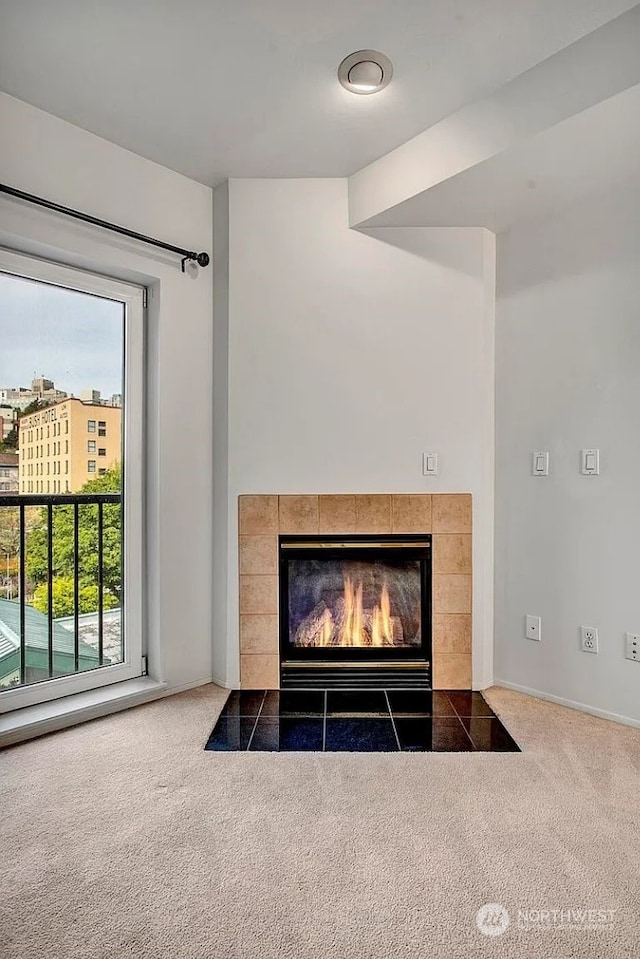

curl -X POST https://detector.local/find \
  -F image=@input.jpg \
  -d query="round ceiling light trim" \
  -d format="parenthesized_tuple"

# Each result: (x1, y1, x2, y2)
(338, 50, 393, 95)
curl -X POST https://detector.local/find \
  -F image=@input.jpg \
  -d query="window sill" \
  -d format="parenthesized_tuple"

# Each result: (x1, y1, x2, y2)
(0, 676, 167, 748)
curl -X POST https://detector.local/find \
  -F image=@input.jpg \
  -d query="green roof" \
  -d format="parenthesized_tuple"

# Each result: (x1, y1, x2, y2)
(0, 598, 104, 681)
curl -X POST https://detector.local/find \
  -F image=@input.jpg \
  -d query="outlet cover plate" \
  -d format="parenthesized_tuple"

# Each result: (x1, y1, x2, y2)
(525, 614, 541, 641)
(625, 633, 640, 662)
(580, 626, 599, 653)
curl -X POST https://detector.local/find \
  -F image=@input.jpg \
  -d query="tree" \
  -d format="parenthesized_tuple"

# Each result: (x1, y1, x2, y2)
(0, 424, 18, 452)
(20, 398, 50, 417)
(26, 465, 122, 615)
(32, 577, 119, 617)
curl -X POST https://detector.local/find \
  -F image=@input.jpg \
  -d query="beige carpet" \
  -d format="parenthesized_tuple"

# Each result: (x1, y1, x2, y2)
(1, 685, 639, 959)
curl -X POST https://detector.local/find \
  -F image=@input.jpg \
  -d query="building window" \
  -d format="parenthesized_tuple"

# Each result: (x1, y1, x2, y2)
(98, 469, 106, 476)
(65, 421, 69, 434)
(98, 448, 106, 457)
(65, 461, 69, 474)
(88, 460, 96, 473)
(98, 424, 107, 437)
(88, 440, 96, 453)
(65, 440, 69, 454)
(88, 420, 96, 433)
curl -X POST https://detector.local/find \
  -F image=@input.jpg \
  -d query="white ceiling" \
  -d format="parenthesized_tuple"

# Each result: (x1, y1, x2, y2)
(0, 0, 637, 186)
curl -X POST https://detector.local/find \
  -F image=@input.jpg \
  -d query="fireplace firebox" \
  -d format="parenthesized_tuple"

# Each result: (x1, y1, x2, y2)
(279, 534, 431, 688)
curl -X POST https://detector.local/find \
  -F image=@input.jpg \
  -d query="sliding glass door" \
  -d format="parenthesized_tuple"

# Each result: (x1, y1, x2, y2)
(0, 250, 144, 711)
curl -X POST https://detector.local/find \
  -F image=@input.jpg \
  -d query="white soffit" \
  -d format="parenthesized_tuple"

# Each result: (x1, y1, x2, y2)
(348, 6, 640, 230)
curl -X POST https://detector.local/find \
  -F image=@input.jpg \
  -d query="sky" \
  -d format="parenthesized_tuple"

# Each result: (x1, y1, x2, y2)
(0, 272, 123, 399)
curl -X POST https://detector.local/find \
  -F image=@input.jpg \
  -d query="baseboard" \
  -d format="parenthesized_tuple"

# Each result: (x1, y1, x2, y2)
(494, 679, 640, 730)
(161, 676, 217, 696)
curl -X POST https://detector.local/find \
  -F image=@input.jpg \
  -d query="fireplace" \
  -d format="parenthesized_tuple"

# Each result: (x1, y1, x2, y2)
(279, 534, 431, 688)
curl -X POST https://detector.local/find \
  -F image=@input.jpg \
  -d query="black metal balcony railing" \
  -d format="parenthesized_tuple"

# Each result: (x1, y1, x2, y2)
(0, 493, 121, 688)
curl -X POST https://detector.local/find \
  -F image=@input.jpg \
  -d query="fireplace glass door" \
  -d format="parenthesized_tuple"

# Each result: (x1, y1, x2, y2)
(279, 535, 431, 664)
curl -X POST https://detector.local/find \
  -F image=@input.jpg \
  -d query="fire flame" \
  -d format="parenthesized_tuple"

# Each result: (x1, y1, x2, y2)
(335, 576, 394, 647)
(293, 573, 406, 648)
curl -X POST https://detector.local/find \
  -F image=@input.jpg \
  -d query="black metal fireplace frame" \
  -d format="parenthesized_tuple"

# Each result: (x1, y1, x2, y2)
(279, 533, 432, 667)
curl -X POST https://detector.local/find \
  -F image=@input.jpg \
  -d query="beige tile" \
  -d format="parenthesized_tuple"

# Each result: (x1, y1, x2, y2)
(278, 495, 319, 534)
(432, 494, 472, 533)
(239, 495, 279, 534)
(432, 614, 472, 654)
(355, 495, 392, 533)
(433, 574, 472, 614)
(240, 614, 279, 655)
(432, 653, 472, 690)
(392, 495, 432, 533)
(239, 575, 278, 615)
(433, 534, 472, 573)
(239, 535, 278, 575)
(318, 495, 356, 534)
(241, 654, 279, 690)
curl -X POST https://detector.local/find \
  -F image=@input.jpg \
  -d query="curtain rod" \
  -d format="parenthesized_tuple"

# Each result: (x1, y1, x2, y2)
(0, 182, 210, 273)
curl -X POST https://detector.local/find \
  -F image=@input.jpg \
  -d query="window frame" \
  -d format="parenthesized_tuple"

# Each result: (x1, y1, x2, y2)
(0, 248, 145, 713)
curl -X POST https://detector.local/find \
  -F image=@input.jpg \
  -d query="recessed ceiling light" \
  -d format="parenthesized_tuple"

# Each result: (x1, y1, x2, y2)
(338, 50, 393, 95)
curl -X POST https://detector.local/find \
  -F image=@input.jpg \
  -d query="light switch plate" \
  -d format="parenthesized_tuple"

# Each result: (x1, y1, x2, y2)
(422, 452, 438, 476)
(581, 449, 600, 475)
(532, 451, 549, 476)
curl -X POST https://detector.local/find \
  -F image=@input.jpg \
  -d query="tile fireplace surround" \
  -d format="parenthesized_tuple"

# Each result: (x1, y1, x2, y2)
(238, 494, 472, 690)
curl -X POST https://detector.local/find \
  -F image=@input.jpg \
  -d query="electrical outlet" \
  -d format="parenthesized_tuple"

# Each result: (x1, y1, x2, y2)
(580, 627, 599, 654)
(625, 633, 640, 662)
(525, 615, 541, 641)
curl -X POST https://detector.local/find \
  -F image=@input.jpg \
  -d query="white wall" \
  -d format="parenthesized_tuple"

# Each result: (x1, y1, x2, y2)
(0, 92, 214, 693)
(216, 178, 495, 687)
(495, 185, 640, 725)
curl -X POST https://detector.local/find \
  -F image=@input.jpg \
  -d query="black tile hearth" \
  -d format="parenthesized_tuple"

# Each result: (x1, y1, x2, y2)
(204, 716, 256, 751)
(325, 719, 398, 752)
(204, 689, 521, 753)
(386, 690, 457, 717)
(218, 690, 266, 718)
(326, 690, 389, 717)
(250, 718, 324, 752)
(445, 691, 495, 718)
(261, 690, 325, 717)
(461, 717, 520, 752)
